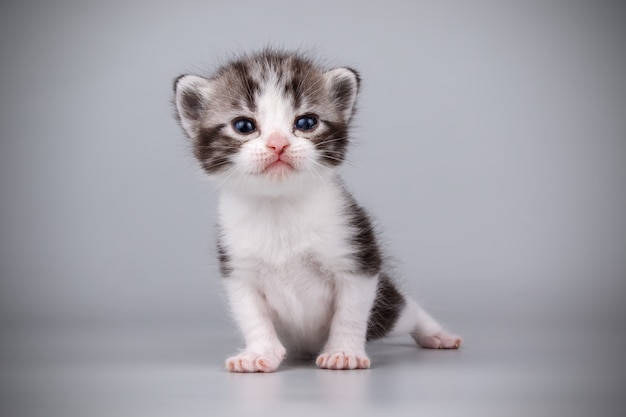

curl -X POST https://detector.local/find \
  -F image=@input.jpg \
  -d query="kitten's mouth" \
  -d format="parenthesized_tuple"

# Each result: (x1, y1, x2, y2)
(262, 158, 294, 176)
(263, 155, 295, 177)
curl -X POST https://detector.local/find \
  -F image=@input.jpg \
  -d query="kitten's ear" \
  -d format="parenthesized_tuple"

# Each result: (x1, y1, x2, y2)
(173, 74, 213, 138)
(325, 67, 360, 121)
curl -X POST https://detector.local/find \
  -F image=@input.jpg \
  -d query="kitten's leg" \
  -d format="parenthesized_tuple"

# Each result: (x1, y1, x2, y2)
(316, 274, 378, 370)
(392, 297, 463, 349)
(223, 279, 286, 373)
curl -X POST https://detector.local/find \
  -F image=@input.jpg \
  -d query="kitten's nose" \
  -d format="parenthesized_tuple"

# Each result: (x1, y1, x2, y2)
(266, 133, 290, 156)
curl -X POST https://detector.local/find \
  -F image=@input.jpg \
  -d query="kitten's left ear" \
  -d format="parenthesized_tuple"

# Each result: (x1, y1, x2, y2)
(325, 67, 360, 121)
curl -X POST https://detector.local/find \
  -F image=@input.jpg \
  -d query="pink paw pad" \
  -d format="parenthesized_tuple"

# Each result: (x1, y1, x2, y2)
(225, 349, 286, 373)
(316, 351, 371, 370)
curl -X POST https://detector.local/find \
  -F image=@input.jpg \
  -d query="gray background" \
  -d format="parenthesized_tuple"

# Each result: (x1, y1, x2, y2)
(1, 0, 625, 416)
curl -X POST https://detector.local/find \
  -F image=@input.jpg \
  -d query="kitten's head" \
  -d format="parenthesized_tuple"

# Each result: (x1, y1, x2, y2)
(173, 50, 360, 195)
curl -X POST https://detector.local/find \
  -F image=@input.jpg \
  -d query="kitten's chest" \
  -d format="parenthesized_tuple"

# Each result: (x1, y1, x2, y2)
(219, 189, 349, 266)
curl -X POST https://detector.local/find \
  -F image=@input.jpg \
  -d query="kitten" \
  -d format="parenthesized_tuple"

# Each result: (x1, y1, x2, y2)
(173, 50, 462, 372)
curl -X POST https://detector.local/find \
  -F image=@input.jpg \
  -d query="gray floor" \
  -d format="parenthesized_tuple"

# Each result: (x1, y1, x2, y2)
(2, 315, 622, 417)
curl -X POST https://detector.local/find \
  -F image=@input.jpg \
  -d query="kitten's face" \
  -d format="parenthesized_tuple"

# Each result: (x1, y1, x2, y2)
(174, 52, 359, 194)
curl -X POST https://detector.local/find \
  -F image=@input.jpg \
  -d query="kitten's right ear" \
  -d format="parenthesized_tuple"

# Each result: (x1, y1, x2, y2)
(173, 74, 213, 138)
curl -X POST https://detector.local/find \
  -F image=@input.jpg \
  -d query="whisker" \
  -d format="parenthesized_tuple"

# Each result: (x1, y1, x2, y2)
(232, 165, 250, 190)
(214, 166, 239, 190)
(308, 158, 329, 184)
(195, 144, 242, 150)
(201, 159, 234, 170)
(312, 145, 349, 155)
(315, 136, 350, 143)
(320, 154, 345, 162)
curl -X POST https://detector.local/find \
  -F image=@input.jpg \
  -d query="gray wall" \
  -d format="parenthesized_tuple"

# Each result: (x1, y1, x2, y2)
(1, 0, 625, 332)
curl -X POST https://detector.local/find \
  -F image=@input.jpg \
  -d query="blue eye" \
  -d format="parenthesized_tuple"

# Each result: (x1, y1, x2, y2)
(295, 115, 318, 131)
(233, 118, 256, 134)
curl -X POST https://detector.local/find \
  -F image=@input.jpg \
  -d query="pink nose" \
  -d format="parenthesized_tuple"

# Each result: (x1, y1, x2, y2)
(266, 133, 290, 155)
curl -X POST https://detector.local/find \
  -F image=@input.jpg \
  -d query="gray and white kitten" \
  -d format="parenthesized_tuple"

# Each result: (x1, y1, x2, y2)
(174, 50, 462, 372)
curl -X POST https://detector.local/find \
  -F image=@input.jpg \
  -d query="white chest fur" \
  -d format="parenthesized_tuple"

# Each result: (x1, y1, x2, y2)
(218, 179, 352, 269)
(218, 179, 354, 352)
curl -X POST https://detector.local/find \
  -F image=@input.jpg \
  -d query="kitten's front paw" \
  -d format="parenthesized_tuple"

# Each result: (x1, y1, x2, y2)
(225, 347, 286, 373)
(316, 351, 371, 370)
(414, 331, 463, 349)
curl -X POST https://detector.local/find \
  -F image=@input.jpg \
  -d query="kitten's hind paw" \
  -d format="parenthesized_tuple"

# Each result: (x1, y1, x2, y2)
(225, 348, 286, 373)
(316, 351, 371, 370)
(413, 331, 463, 349)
